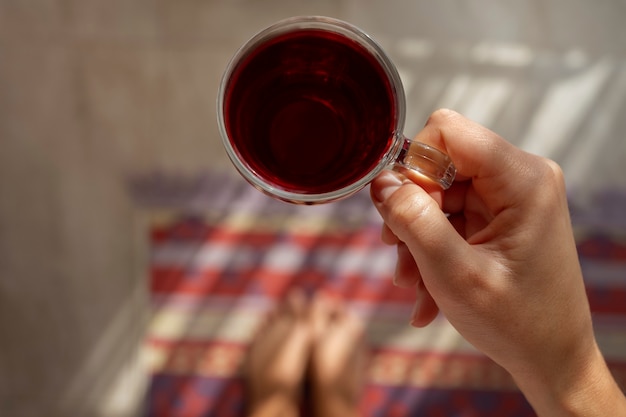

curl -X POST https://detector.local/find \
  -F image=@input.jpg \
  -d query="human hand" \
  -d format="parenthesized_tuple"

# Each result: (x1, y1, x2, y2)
(370, 109, 626, 416)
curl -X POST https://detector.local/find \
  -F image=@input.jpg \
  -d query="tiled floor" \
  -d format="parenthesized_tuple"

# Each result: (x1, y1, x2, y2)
(0, 1, 625, 416)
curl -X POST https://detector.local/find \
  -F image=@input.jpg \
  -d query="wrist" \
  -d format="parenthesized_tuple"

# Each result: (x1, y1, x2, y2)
(513, 343, 626, 417)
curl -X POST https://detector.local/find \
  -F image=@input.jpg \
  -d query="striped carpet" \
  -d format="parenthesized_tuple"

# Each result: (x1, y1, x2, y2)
(136, 171, 626, 417)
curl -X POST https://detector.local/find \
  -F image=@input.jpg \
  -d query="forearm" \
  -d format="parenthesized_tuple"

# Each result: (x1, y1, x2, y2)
(513, 343, 626, 417)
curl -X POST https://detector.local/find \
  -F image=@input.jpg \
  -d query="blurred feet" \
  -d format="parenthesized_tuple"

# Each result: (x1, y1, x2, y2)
(245, 290, 366, 417)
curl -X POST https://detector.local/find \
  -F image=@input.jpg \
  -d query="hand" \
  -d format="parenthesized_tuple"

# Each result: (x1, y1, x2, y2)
(370, 109, 626, 416)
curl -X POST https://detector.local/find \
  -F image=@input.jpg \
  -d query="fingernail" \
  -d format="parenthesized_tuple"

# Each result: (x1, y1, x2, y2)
(409, 290, 424, 327)
(372, 171, 404, 202)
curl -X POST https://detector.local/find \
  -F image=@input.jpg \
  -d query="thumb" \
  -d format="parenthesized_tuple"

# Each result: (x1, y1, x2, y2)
(371, 170, 473, 291)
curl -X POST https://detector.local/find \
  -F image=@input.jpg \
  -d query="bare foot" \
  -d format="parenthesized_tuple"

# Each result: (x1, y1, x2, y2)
(309, 293, 367, 417)
(244, 289, 312, 417)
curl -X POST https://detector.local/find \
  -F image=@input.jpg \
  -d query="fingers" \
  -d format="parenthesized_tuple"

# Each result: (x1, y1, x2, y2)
(394, 242, 421, 288)
(415, 109, 518, 180)
(371, 170, 471, 283)
(370, 109, 554, 292)
(381, 223, 400, 245)
(416, 109, 544, 214)
(411, 286, 439, 328)
(391, 239, 440, 327)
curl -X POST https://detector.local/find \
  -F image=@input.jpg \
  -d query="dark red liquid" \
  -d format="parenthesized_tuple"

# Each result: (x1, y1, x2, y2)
(223, 29, 396, 195)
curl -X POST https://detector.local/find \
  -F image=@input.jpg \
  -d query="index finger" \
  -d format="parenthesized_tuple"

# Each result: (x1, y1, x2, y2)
(414, 109, 542, 213)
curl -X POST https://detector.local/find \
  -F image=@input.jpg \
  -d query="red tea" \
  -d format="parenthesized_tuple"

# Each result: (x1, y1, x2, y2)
(223, 29, 397, 195)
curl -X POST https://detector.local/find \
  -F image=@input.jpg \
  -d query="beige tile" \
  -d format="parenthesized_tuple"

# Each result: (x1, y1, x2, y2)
(67, 0, 159, 40)
(79, 44, 163, 172)
(0, 38, 148, 417)
(78, 41, 238, 173)
(0, 0, 68, 40)
(0, 40, 85, 415)
(156, 44, 233, 171)
(156, 0, 350, 43)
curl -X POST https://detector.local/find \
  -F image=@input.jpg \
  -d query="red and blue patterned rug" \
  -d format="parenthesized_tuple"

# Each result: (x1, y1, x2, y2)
(133, 171, 626, 417)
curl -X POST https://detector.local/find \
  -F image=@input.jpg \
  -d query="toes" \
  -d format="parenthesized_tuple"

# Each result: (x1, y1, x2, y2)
(245, 288, 314, 408)
(310, 292, 333, 335)
(339, 308, 365, 339)
(282, 288, 309, 320)
(251, 290, 303, 345)
(310, 292, 365, 339)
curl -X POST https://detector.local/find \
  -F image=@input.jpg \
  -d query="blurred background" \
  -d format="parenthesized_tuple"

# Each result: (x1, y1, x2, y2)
(1, 1, 625, 416)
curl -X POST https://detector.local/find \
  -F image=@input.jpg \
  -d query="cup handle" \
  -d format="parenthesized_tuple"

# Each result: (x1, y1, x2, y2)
(394, 136, 456, 189)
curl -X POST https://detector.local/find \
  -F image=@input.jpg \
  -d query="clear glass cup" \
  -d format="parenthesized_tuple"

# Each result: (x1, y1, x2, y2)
(217, 16, 456, 204)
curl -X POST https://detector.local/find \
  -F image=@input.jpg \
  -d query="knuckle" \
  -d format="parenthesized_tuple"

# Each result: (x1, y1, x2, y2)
(516, 156, 569, 229)
(545, 158, 566, 187)
(520, 155, 566, 197)
(537, 157, 567, 197)
(384, 186, 436, 237)
(427, 108, 458, 126)
(387, 189, 421, 222)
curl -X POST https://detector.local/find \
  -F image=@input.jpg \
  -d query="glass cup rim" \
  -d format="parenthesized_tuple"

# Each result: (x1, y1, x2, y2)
(216, 15, 407, 204)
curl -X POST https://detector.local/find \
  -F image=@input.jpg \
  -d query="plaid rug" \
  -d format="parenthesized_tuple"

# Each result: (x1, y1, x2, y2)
(135, 171, 626, 417)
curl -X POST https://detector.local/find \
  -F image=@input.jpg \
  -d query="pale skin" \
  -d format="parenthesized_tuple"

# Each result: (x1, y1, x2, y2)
(244, 290, 364, 417)
(245, 109, 626, 416)
(370, 109, 626, 416)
